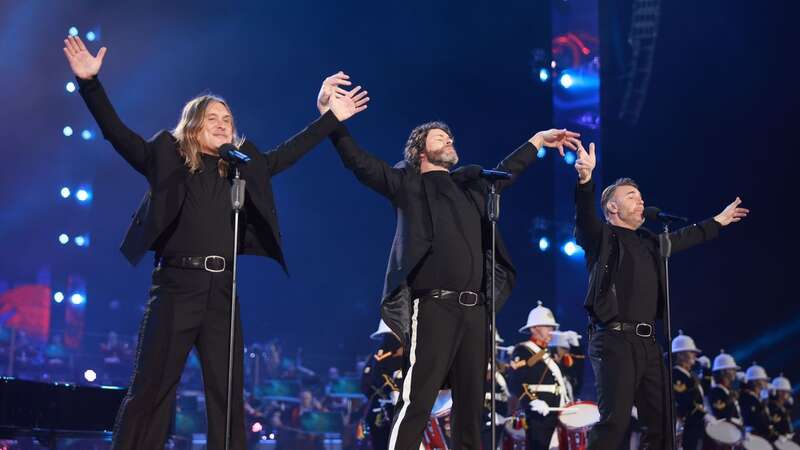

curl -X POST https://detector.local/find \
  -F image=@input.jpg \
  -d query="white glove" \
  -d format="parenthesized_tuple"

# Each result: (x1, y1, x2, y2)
(736, 371, 746, 382)
(390, 390, 400, 405)
(731, 417, 743, 426)
(703, 413, 717, 424)
(564, 331, 582, 347)
(697, 356, 711, 369)
(485, 412, 507, 427)
(530, 399, 550, 416)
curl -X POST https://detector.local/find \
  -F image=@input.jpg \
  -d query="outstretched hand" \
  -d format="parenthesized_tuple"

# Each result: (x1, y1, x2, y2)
(317, 71, 352, 115)
(63, 36, 106, 80)
(574, 141, 596, 184)
(713, 197, 749, 226)
(530, 129, 581, 157)
(329, 85, 370, 122)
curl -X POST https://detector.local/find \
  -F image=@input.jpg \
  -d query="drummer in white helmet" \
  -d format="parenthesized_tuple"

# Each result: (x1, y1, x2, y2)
(709, 350, 743, 423)
(670, 331, 707, 450)
(507, 301, 569, 450)
(360, 320, 404, 450)
(768, 374, 795, 439)
(739, 362, 778, 441)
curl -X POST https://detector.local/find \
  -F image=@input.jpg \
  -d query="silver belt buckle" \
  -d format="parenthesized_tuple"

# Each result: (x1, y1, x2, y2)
(635, 323, 653, 337)
(458, 291, 479, 307)
(204, 255, 225, 273)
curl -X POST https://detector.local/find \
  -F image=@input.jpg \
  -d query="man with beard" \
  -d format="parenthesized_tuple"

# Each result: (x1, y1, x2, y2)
(317, 83, 580, 450)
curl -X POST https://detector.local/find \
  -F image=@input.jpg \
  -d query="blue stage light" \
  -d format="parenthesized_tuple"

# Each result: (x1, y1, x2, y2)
(75, 188, 91, 203)
(68, 27, 79, 37)
(84, 369, 97, 382)
(86, 31, 97, 42)
(60, 187, 71, 198)
(537, 148, 546, 158)
(562, 240, 584, 257)
(66, 81, 76, 93)
(63, 126, 73, 137)
(54, 292, 65, 303)
(58, 234, 70, 245)
(538, 237, 550, 252)
(70, 293, 86, 305)
(539, 68, 549, 83)
(559, 73, 574, 89)
(81, 129, 93, 140)
(564, 151, 576, 165)
(74, 235, 86, 247)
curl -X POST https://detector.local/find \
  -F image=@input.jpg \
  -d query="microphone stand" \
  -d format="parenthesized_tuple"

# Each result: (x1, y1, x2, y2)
(488, 180, 500, 449)
(225, 163, 246, 450)
(658, 222, 677, 450)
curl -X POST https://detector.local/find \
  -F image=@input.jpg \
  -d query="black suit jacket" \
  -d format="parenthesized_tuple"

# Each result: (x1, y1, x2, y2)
(330, 124, 541, 345)
(77, 76, 339, 270)
(574, 179, 721, 323)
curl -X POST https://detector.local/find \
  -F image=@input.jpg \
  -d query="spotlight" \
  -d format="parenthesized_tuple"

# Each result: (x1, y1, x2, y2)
(537, 148, 546, 159)
(58, 234, 70, 245)
(559, 73, 574, 89)
(251, 422, 263, 433)
(75, 188, 92, 203)
(54, 292, 65, 303)
(538, 237, 550, 252)
(85, 31, 97, 42)
(68, 27, 79, 37)
(66, 81, 76, 93)
(60, 187, 71, 198)
(70, 293, 86, 305)
(562, 240, 584, 257)
(74, 235, 89, 247)
(81, 129, 94, 140)
(63, 126, 73, 137)
(84, 369, 97, 382)
(564, 152, 576, 165)
(539, 68, 549, 83)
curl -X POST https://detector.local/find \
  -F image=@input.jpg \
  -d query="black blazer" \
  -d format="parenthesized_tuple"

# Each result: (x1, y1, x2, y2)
(330, 124, 542, 345)
(573, 179, 721, 323)
(77, 76, 340, 271)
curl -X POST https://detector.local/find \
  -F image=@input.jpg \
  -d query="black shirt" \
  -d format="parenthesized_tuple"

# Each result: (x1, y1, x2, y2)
(160, 153, 235, 257)
(611, 225, 660, 323)
(409, 171, 483, 292)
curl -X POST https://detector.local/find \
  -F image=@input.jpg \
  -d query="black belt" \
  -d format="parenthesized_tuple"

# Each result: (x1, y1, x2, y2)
(413, 289, 485, 307)
(157, 255, 230, 272)
(592, 321, 654, 338)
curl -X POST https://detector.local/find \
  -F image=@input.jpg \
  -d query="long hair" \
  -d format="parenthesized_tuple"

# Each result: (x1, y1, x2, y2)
(403, 121, 453, 172)
(172, 94, 244, 177)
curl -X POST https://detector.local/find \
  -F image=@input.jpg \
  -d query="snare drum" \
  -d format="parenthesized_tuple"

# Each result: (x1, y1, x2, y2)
(774, 437, 800, 450)
(742, 433, 775, 450)
(703, 419, 744, 450)
(557, 402, 601, 450)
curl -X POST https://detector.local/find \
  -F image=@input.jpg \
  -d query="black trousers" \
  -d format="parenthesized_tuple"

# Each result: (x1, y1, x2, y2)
(681, 418, 704, 450)
(111, 266, 246, 450)
(525, 412, 558, 450)
(587, 329, 668, 450)
(387, 296, 487, 450)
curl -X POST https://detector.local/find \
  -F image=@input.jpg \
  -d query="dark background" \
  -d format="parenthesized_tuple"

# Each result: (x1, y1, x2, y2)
(0, 0, 795, 382)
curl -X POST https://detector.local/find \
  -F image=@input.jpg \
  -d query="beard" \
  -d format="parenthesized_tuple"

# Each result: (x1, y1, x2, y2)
(425, 147, 459, 169)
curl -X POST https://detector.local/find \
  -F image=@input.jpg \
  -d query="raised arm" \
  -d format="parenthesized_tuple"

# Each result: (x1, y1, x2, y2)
(573, 141, 604, 256)
(262, 72, 370, 176)
(494, 128, 581, 192)
(317, 77, 403, 200)
(668, 197, 748, 254)
(64, 36, 151, 176)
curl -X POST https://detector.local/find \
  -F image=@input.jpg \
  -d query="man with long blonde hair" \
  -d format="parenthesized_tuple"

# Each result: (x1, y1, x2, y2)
(63, 35, 368, 450)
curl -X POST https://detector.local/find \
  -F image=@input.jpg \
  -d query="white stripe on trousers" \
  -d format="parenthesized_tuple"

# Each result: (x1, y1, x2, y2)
(388, 298, 420, 450)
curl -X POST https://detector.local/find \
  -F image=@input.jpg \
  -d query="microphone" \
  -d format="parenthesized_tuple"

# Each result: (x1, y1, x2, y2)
(218, 143, 251, 165)
(644, 206, 688, 223)
(480, 169, 512, 181)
